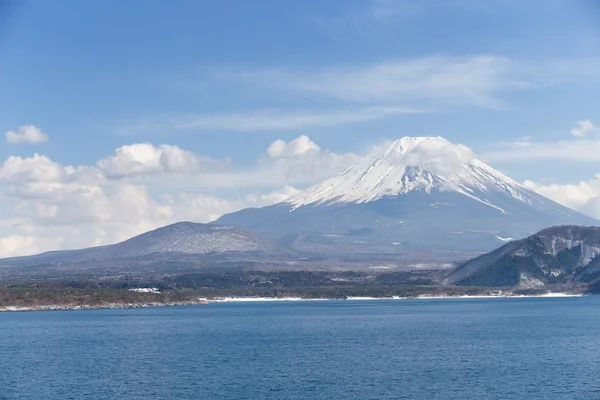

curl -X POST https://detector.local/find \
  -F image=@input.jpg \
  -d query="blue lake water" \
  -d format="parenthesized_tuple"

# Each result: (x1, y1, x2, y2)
(2, 297, 600, 399)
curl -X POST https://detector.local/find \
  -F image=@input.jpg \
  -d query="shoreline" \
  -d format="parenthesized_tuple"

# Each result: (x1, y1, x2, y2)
(0, 293, 587, 312)
(204, 292, 584, 303)
(0, 300, 210, 313)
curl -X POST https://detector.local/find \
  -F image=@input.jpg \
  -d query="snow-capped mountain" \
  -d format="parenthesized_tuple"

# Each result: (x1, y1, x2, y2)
(446, 225, 600, 287)
(215, 137, 597, 261)
(0, 222, 290, 266)
(287, 137, 566, 214)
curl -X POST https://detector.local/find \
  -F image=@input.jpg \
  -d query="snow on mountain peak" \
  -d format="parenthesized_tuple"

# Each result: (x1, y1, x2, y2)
(385, 135, 448, 152)
(285, 136, 537, 210)
(383, 136, 474, 177)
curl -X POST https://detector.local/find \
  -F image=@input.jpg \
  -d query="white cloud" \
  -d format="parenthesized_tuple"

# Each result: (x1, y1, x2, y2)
(403, 138, 475, 177)
(211, 56, 600, 110)
(570, 120, 596, 137)
(364, 137, 475, 177)
(261, 136, 359, 183)
(0, 217, 37, 234)
(267, 135, 321, 159)
(173, 192, 249, 223)
(97, 143, 226, 178)
(5, 125, 49, 144)
(0, 154, 65, 183)
(226, 56, 513, 109)
(0, 235, 64, 258)
(508, 136, 533, 148)
(70, 135, 359, 192)
(484, 121, 600, 162)
(0, 183, 305, 258)
(126, 106, 425, 134)
(0, 135, 359, 257)
(524, 177, 600, 220)
(0, 154, 104, 205)
(254, 185, 302, 206)
(0, 180, 251, 256)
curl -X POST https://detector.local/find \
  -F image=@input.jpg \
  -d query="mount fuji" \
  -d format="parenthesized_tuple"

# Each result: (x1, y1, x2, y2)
(215, 137, 598, 262)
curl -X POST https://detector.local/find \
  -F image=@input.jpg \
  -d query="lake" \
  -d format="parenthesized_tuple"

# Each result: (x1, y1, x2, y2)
(2, 297, 600, 399)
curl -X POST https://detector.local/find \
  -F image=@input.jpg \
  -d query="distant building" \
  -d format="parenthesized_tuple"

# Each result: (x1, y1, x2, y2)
(129, 288, 160, 294)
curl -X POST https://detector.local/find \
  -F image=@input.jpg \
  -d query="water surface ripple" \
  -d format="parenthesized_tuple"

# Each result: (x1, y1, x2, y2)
(2, 297, 600, 399)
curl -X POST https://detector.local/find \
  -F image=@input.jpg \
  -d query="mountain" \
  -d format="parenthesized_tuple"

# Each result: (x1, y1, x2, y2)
(0, 222, 291, 266)
(215, 137, 597, 261)
(446, 226, 600, 287)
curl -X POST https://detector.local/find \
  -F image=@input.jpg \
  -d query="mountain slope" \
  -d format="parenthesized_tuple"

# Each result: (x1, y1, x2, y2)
(0, 222, 291, 266)
(215, 137, 597, 260)
(288, 137, 538, 210)
(446, 226, 600, 287)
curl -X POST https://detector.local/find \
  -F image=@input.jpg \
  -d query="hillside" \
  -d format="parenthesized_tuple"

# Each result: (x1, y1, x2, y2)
(0, 222, 291, 266)
(446, 226, 600, 287)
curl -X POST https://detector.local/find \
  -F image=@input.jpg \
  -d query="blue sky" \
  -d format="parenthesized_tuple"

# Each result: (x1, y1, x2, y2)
(1, 0, 600, 256)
